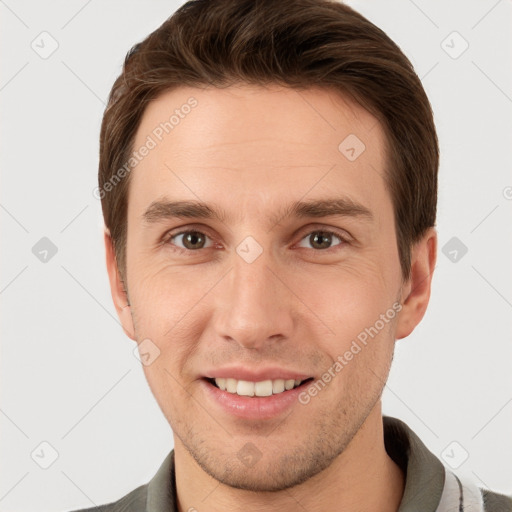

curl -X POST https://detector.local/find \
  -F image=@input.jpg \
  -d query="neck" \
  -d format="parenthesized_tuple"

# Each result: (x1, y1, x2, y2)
(174, 404, 405, 512)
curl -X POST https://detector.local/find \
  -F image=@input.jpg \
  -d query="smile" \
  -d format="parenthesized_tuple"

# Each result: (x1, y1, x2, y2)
(209, 377, 313, 397)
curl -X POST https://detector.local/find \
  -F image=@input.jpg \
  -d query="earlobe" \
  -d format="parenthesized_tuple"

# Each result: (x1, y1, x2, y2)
(395, 227, 437, 340)
(104, 229, 136, 341)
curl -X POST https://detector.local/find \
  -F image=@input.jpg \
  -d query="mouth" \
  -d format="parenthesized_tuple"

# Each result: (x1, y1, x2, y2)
(200, 375, 316, 420)
(204, 377, 315, 397)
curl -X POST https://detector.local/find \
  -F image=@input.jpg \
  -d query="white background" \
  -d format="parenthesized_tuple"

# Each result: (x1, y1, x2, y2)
(1, 1, 511, 510)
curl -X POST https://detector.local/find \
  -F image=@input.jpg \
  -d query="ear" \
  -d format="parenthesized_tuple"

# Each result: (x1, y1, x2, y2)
(395, 227, 437, 340)
(104, 228, 136, 341)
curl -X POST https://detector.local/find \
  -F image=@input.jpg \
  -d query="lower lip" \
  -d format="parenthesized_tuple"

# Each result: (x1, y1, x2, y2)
(200, 379, 311, 420)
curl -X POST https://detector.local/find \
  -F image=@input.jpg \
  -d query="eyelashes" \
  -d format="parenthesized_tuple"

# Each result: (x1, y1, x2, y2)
(163, 226, 351, 254)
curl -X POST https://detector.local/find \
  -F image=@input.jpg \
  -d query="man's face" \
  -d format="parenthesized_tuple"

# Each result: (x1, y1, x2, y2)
(114, 85, 413, 491)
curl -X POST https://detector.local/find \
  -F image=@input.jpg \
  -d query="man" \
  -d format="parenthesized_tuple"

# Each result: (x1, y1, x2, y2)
(78, 0, 512, 510)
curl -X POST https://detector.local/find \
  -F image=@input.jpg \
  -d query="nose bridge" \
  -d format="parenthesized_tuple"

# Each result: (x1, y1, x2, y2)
(213, 243, 293, 348)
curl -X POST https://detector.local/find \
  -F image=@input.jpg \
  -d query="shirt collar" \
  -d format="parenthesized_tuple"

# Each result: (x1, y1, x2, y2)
(146, 450, 176, 512)
(383, 416, 446, 511)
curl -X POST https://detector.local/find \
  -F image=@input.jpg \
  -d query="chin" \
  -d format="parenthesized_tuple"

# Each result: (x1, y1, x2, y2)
(189, 439, 341, 493)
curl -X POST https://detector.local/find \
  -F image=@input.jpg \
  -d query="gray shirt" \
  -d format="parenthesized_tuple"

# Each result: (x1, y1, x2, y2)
(70, 416, 512, 512)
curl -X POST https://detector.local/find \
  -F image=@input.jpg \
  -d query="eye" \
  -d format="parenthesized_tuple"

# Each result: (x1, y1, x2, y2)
(163, 227, 349, 253)
(297, 230, 347, 250)
(168, 230, 213, 251)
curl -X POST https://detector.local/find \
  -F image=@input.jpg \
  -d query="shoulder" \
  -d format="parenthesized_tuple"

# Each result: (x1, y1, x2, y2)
(64, 450, 175, 512)
(482, 488, 512, 512)
(67, 482, 148, 512)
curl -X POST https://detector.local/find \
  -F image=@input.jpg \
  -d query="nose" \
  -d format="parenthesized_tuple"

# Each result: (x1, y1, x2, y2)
(212, 246, 295, 350)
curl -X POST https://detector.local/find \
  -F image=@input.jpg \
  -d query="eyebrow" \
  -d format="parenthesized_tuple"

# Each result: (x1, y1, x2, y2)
(141, 197, 373, 226)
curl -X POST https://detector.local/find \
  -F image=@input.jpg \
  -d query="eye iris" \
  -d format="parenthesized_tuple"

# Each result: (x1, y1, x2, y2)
(183, 231, 205, 249)
(177, 231, 338, 250)
(310, 231, 332, 249)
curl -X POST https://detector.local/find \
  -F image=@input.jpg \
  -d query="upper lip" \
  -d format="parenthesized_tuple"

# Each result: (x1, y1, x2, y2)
(203, 366, 313, 382)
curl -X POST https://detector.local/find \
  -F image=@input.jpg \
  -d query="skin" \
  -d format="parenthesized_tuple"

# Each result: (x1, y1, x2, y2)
(105, 84, 437, 512)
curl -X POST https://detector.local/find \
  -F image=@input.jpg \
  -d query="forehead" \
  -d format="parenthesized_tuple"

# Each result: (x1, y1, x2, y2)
(128, 84, 390, 223)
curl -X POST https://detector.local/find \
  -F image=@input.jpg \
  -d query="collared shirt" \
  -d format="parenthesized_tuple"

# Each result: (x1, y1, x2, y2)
(71, 416, 512, 512)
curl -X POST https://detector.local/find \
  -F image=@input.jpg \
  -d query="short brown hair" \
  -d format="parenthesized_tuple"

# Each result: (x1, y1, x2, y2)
(99, 0, 438, 285)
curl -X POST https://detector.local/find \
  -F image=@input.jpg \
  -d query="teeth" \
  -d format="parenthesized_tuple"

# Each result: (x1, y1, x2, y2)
(213, 377, 305, 397)
(272, 379, 285, 394)
(226, 378, 237, 393)
(254, 380, 273, 396)
(216, 377, 227, 391)
(237, 380, 255, 396)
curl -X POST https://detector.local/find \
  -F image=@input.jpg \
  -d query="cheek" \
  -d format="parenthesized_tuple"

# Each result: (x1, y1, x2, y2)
(290, 257, 395, 338)
(287, 257, 400, 391)
(128, 263, 214, 403)
(140, 362, 193, 431)
(129, 259, 215, 335)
